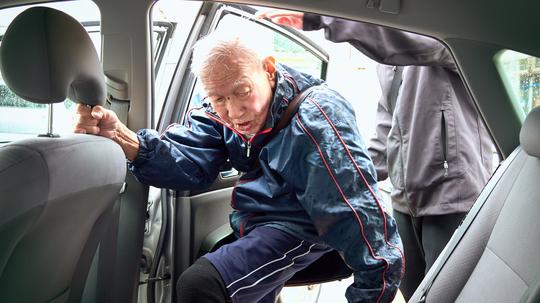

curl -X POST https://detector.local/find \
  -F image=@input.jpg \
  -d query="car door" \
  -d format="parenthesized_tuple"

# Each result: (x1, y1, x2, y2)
(141, 2, 329, 302)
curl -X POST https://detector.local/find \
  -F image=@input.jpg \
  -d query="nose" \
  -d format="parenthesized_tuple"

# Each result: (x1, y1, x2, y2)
(226, 98, 245, 119)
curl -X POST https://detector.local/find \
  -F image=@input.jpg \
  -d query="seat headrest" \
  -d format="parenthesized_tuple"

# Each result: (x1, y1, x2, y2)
(520, 106, 540, 158)
(0, 7, 105, 105)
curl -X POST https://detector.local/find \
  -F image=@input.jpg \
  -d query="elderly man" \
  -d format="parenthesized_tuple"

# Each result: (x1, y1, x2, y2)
(74, 30, 403, 303)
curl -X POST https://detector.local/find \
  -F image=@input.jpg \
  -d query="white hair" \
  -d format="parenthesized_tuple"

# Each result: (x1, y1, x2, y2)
(191, 27, 269, 79)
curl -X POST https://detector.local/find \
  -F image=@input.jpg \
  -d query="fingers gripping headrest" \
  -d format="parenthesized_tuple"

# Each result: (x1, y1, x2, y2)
(520, 106, 540, 158)
(0, 7, 105, 105)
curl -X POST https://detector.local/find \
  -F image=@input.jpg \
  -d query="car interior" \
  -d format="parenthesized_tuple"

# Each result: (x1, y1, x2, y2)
(0, 0, 538, 303)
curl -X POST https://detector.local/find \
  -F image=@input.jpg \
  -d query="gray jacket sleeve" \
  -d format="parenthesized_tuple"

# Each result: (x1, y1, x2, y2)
(367, 65, 394, 181)
(303, 14, 456, 70)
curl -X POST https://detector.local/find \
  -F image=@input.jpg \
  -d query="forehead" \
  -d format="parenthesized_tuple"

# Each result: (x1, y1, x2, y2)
(203, 71, 259, 97)
(201, 55, 262, 93)
(204, 74, 251, 95)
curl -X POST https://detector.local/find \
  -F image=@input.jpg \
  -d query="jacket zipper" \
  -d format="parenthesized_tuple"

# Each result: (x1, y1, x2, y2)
(441, 110, 449, 177)
(204, 112, 272, 158)
(244, 130, 274, 157)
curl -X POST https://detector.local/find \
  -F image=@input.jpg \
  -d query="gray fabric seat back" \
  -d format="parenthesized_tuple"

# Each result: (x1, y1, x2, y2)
(0, 7, 126, 303)
(0, 136, 126, 302)
(410, 106, 540, 303)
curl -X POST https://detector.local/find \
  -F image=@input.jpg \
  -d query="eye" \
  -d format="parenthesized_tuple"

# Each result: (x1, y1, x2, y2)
(236, 88, 251, 98)
(211, 96, 225, 104)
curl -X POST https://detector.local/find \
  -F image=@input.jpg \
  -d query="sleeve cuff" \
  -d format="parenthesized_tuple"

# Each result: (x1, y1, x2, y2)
(128, 129, 158, 167)
(303, 13, 322, 31)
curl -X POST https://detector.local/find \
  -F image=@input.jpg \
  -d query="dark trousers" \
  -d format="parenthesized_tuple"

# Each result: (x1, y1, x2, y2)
(393, 210, 466, 301)
(176, 226, 330, 303)
(176, 257, 230, 303)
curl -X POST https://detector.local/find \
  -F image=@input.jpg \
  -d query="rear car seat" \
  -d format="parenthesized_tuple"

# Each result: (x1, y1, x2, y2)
(410, 106, 540, 303)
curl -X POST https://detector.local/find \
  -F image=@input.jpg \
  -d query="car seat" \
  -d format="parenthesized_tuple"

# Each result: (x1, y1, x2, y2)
(0, 7, 126, 303)
(410, 106, 540, 303)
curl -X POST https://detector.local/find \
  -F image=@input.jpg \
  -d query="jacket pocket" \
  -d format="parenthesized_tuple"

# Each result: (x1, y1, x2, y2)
(441, 109, 449, 178)
(403, 107, 458, 192)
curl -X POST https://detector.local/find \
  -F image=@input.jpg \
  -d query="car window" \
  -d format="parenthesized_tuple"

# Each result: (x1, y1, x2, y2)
(496, 50, 540, 120)
(151, 0, 203, 126)
(0, 0, 100, 143)
(219, 12, 328, 77)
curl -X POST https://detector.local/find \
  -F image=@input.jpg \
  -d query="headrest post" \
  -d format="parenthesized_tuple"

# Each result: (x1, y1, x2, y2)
(47, 104, 54, 135)
(37, 104, 60, 138)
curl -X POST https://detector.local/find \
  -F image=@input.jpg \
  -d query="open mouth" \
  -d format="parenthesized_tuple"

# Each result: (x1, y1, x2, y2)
(235, 121, 252, 132)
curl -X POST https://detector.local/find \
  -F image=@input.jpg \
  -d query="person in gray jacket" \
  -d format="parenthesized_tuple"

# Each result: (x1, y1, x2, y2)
(260, 10, 495, 300)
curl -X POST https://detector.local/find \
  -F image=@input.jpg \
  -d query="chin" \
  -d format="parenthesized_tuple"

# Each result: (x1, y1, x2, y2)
(237, 130, 254, 136)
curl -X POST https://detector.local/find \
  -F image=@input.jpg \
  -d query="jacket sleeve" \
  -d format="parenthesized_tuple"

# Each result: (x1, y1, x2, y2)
(367, 65, 395, 181)
(275, 89, 404, 303)
(303, 13, 456, 70)
(128, 112, 228, 190)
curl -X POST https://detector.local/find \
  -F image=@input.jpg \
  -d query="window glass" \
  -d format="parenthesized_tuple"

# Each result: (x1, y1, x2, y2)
(496, 50, 540, 120)
(0, 0, 101, 142)
(272, 33, 324, 78)
(151, 0, 202, 126)
(217, 14, 325, 79)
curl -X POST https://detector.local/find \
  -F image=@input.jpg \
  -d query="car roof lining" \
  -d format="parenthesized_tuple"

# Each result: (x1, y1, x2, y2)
(1, 0, 537, 58)
(220, 0, 539, 58)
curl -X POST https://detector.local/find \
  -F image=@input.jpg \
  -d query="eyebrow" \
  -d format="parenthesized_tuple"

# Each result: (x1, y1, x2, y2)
(231, 78, 251, 91)
(205, 77, 251, 97)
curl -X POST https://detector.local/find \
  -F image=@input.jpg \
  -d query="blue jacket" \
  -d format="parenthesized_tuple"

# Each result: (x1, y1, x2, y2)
(129, 64, 404, 303)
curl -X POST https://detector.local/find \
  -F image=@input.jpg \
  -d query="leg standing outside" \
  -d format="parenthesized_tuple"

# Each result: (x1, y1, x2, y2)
(393, 210, 426, 301)
(422, 212, 466, 271)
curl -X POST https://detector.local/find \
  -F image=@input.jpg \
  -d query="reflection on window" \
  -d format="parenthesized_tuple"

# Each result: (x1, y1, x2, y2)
(0, 0, 100, 142)
(497, 50, 540, 119)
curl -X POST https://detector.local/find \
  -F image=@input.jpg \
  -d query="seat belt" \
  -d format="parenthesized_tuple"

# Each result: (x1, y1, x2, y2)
(259, 85, 319, 147)
(106, 97, 130, 125)
(415, 148, 521, 302)
(101, 92, 129, 298)
(247, 85, 318, 173)
(105, 75, 130, 125)
(99, 76, 134, 301)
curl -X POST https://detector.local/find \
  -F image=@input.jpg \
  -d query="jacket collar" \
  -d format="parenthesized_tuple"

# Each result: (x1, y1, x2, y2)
(264, 63, 300, 129)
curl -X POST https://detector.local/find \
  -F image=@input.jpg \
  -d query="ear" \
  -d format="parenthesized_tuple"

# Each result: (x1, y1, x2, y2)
(263, 56, 276, 80)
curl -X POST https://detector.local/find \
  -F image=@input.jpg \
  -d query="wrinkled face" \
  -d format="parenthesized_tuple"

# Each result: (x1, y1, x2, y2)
(202, 56, 276, 135)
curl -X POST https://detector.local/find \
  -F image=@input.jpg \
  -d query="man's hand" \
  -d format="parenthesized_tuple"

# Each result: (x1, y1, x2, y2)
(256, 10, 304, 30)
(74, 104, 120, 139)
(74, 104, 140, 161)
